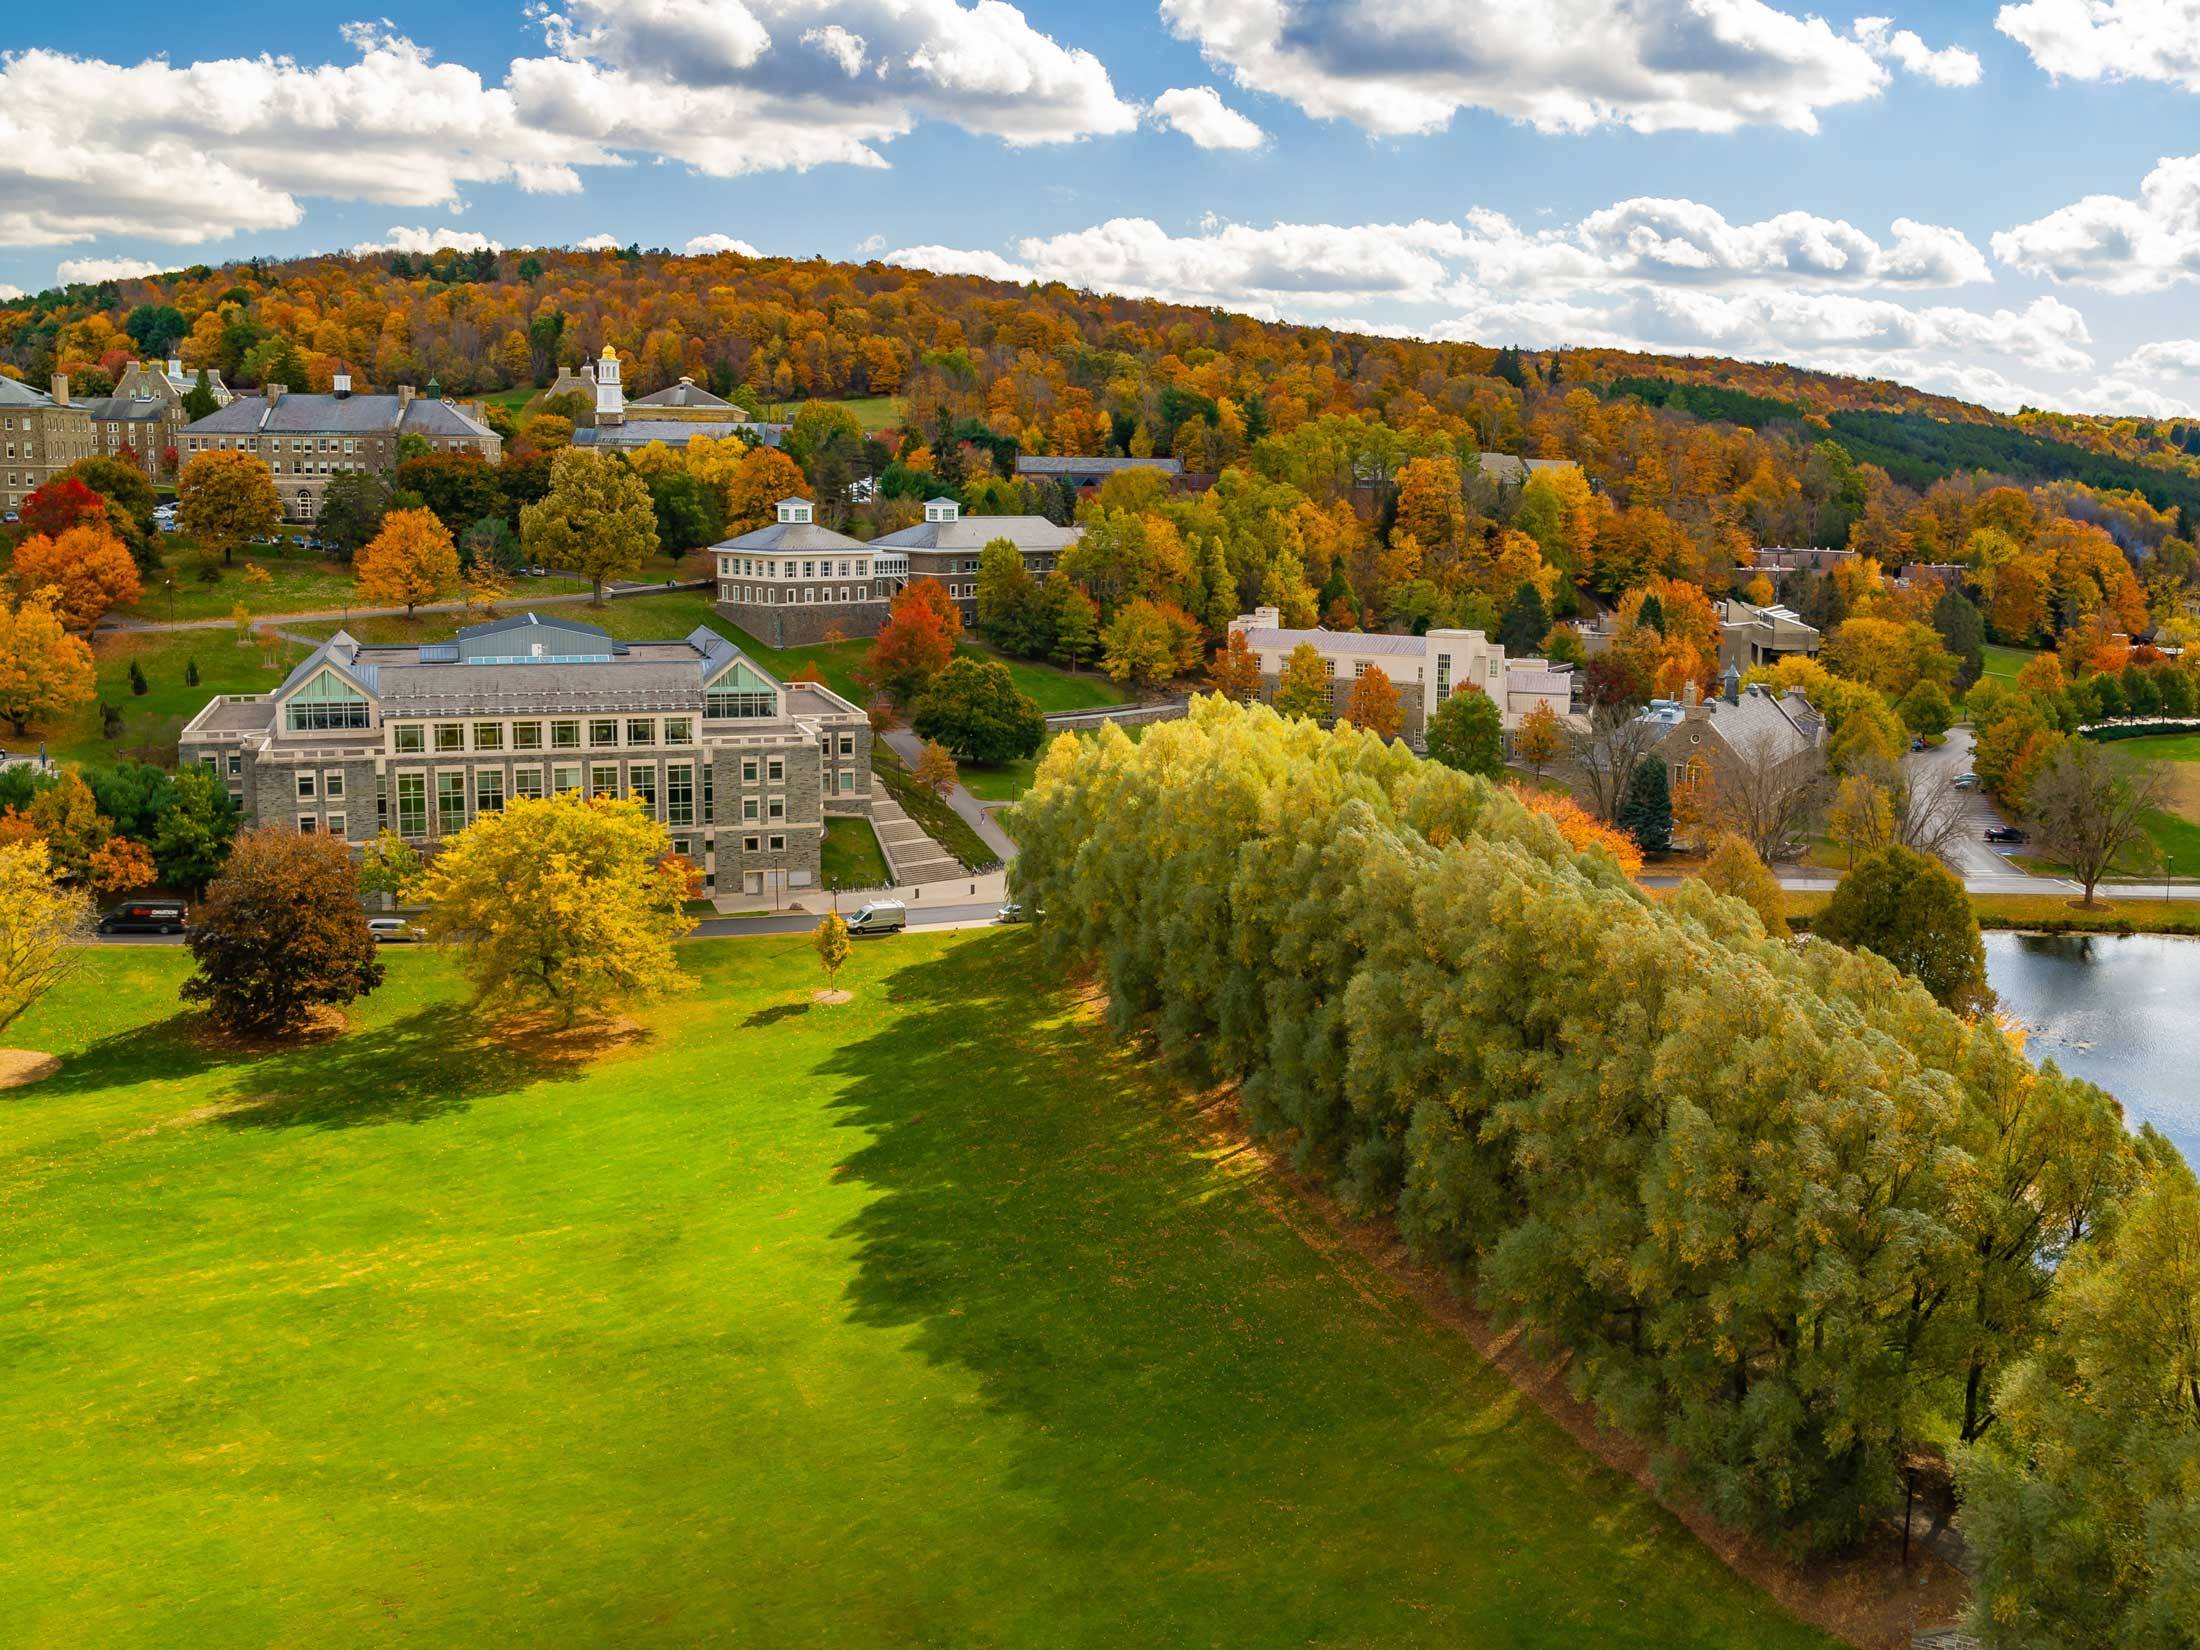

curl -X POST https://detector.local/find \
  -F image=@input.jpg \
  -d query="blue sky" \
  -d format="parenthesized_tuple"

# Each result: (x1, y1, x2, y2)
(8, 0, 2200, 417)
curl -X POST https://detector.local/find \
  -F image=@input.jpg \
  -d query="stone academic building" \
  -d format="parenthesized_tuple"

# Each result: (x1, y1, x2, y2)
(713, 496, 1078, 646)
(180, 612, 872, 902)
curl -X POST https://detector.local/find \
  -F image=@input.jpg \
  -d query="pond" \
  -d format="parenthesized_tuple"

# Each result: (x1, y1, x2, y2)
(1984, 932, 2200, 1163)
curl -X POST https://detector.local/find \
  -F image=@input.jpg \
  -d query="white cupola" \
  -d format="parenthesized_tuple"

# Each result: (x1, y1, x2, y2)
(777, 498, 814, 525)
(924, 496, 960, 524)
(595, 345, 625, 426)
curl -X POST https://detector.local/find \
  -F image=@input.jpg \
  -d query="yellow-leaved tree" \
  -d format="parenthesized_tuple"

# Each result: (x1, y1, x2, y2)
(412, 793, 698, 1027)
(814, 910, 852, 995)
(0, 839, 92, 1038)
(520, 448, 659, 605)
(354, 507, 460, 618)
(176, 449, 282, 566)
(0, 592, 96, 737)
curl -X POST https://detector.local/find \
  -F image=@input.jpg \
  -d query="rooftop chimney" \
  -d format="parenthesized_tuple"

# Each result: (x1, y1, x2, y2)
(397, 384, 416, 409)
(50, 372, 68, 406)
(333, 372, 352, 399)
(1723, 663, 1742, 705)
(167, 357, 182, 379)
(264, 382, 285, 404)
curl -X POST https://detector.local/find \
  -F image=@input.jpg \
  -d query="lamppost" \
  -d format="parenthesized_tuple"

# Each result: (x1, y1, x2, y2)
(163, 577, 173, 623)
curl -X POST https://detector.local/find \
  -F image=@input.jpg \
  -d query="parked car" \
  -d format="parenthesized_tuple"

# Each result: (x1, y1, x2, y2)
(367, 917, 423, 943)
(1953, 773, 1980, 789)
(1985, 825, 2028, 845)
(98, 900, 187, 936)
(846, 899, 907, 937)
(996, 903, 1026, 924)
(524, 566, 549, 578)
(157, 519, 180, 533)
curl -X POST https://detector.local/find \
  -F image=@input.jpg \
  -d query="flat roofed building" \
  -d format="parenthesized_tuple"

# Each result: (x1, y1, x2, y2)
(180, 378, 500, 523)
(1717, 599, 1821, 673)
(179, 610, 872, 903)
(0, 374, 94, 516)
(712, 497, 896, 647)
(1014, 454, 1182, 491)
(1230, 606, 1580, 747)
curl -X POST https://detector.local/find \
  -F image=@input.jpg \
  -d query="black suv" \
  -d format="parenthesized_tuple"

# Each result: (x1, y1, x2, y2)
(1984, 825, 2028, 845)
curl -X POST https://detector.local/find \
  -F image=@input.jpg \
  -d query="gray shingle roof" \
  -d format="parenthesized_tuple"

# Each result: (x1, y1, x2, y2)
(717, 520, 870, 553)
(1015, 455, 1182, 477)
(575, 419, 787, 449)
(183, 393, 494, 439)
(1242, 626, 1426, 658)
(81, 396, 167, 423)
(870, 513, 1079, 552)
(1470, 453, 1580, 485)
(628, 378, 733, 409)
(0, 377, 55, 407)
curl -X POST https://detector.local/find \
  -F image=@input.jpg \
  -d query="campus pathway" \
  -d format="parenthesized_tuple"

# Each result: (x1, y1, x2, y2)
(97, 576, 708, 637)
(879, 726, 1020, 862)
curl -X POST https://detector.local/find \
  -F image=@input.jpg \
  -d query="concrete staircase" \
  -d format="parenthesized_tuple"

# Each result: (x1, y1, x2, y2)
(869, 785, 961, 885)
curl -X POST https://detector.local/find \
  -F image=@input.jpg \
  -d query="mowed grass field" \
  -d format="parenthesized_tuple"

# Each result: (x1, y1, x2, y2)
(1, 937, 1833, 1649)
(2108, 731, 2200, 871)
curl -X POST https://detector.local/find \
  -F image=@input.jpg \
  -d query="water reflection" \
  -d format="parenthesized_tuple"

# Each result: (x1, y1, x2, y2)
(1984, 932, 2200, 1162)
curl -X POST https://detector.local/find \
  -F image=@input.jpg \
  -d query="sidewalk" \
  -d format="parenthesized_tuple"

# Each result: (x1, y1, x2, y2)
(710, 866, 1008, 917)
(98, 577, 709, 637)
(879, 727, 1020, 862)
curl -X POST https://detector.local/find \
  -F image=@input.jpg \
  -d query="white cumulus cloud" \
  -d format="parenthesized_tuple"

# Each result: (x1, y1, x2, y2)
(1997, 0, 2200, 91)
(55, 255, 166, 283)
(686, 232, 762, 256)
(352, 226, 504, 256)
(575, 233, 622, 250)
(1159, 0, 1969, 135)
(0, 6, 1137, 251)
(1150, 85, 1265, 149)
(1992, 153, 2200, 293)
(886, 244, 1038, 282)
(1852, 17, 1983, 86)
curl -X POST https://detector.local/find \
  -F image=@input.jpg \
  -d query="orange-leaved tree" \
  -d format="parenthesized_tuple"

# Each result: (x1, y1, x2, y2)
(176, 449, 282, 566)
(1511, 785, 1645, 879)
(860, 577, 962, 704)
(0, 592, 96, 736)
(1513, 700, 1565, 781)
(1341, 662, 1404, 740)
(722, 445, 811, 534)
(10, 523, 144, 629)
(1208, 628, 1262, 701)
(355, 507, 461, 618)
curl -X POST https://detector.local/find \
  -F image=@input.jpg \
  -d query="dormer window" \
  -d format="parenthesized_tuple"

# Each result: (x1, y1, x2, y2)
(777, 499, 813, 525)
(924, 498, 960, 524)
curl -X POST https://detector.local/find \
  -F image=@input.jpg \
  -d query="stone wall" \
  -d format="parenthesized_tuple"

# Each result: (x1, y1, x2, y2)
(717, 595, 887, 647)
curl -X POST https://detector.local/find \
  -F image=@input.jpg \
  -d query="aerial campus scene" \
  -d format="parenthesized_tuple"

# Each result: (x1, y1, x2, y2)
(3, 2, 2200, 1646)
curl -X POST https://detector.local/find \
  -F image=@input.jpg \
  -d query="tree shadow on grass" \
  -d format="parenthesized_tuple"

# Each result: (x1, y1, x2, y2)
(216, 1003, 650, 1131)
(13, 1014, 233, 1099)
(744, 1001, 811, 1028)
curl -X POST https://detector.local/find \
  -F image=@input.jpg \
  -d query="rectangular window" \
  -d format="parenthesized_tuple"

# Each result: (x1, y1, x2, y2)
(589, 764, 617, 798)
(589, 719, 618, 748)
(768, 834, 785, 852)
(434, 723, 464, 753)
(296, 772, 316, 800)
(326, 812, 346, 839)
(227, 753, 242, 777)
(512, 722, 543, 750)
(473, 723, 504, 751)
(707, 691, 775, 718)
(837, 733, 854, 757)
(767, 757, 784, 784)
(1436, 655, 1451, 697)
(475, 769, 504, 814)
(551, 720, 581, 750)
(741, 756, 758, 784)
(324, 769, 344, 800)
(701, 762, 713, 824)
(666, 763, 695, 826)
(396, 773, 426, 837)
(626, 719, 655, 746)
(742, 796, 759, 823)
(743, 834, 760, 852)
(768, 796, 785, 822)
(662, 716, 692, 744)
(630, 765, 657, 814)
(513, 767, 544, 801)
(437, 772, 466, 834)
(552, 764, 582, 796)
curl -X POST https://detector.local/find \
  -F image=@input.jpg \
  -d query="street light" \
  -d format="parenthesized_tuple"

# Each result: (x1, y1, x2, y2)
(163, 577, 174, 623)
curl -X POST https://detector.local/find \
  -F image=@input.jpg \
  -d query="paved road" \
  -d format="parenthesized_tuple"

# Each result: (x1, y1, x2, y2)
(91, 901, 1013, 948)
(1904, 728, 2027, 884)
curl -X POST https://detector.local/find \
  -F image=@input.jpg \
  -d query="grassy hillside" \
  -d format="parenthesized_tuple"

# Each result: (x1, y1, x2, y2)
(1, 937, 1836, 1648)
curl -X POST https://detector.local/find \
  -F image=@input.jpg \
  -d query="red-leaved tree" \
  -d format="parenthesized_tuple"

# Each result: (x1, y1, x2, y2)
(859, 577, 963, 705)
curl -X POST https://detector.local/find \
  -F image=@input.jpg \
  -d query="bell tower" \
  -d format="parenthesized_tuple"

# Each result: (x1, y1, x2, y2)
(595, 345, 625, 427)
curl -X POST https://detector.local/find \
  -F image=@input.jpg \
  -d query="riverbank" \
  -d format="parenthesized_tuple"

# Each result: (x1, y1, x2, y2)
(1784, 890, 2200, 936)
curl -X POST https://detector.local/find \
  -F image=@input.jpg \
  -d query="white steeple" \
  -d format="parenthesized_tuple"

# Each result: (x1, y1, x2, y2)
(595, 345, 625, 427)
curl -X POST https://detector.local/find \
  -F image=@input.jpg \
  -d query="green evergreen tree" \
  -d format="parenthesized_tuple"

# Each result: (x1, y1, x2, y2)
(1929, 586, 1987, 692)
(1617, 755, 1673, 854)
(127, 661, 148, 697)
(1495, 583, 1550, 656)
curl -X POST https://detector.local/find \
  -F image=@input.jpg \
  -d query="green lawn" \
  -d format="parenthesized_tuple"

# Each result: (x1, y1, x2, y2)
(1, 938, 1836, 1648)
(1977, 643, 2036, 690)
(961, 722, 1149, 803)
(121, 546, 363, 624)
(820, 815, 891, 889)
(1, 628, 298, 766)
(786, 394, 902, 433)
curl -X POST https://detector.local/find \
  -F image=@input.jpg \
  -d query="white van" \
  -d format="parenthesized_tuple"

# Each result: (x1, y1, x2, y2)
(845, 900, 907, 937)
